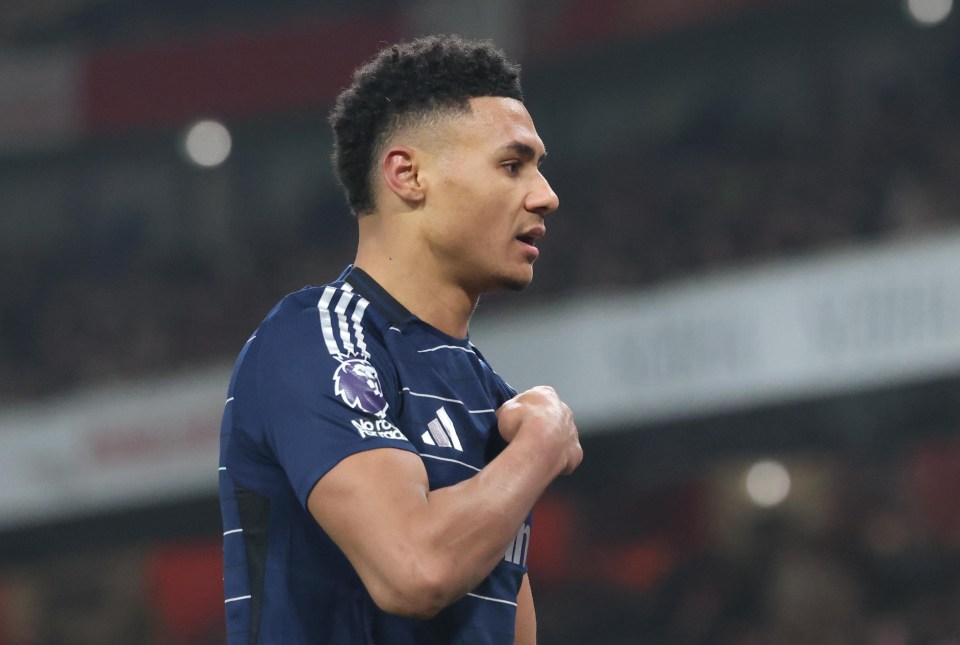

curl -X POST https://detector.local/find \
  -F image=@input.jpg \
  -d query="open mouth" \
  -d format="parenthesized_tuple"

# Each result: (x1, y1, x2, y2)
(516, 234, 537, 246)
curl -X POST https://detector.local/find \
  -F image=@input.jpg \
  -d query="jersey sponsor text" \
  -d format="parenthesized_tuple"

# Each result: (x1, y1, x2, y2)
(351, 417, 407, 441)
(504, 521, 531, 567)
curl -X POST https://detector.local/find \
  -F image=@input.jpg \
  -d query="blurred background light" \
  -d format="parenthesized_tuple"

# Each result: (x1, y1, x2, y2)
(904, 0, 954, 25)
(745, 460, 791, 508)
(183, 119, 232, 168)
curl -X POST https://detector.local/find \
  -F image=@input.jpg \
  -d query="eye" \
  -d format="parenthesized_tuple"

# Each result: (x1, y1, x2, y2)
(502, 161, 521, 176)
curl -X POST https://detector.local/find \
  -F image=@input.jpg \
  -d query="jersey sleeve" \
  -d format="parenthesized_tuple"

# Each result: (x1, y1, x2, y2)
(249, 293, 419, 507)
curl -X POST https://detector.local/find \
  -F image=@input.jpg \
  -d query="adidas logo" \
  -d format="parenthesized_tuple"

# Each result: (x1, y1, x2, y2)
(421, 406, 463, 452)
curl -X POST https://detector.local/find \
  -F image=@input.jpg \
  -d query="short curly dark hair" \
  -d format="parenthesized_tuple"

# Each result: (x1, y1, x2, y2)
(329, 34, 523, 216)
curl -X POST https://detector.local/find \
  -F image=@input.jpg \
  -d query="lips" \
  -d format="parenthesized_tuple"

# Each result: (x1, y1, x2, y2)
(515, 225, 546, 247)
(515, 225, 545, 261)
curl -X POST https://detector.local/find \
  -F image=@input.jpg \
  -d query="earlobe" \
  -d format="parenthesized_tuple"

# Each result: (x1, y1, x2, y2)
(383, 147, 425, 204)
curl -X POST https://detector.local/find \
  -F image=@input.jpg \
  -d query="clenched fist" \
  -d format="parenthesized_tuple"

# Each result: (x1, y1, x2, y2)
(496, 386, 583, 475)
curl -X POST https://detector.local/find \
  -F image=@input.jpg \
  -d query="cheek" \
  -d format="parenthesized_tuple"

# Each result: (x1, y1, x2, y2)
(430, 171, 516, 245)
(462, 199, 511, 244)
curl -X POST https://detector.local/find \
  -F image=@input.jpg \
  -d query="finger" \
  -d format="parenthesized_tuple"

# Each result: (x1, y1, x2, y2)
(561, 443, 583, 475)
(495, 399, 520, 420)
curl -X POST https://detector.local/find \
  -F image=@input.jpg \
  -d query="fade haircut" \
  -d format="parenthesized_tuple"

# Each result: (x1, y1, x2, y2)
(329, 34, 523, 216)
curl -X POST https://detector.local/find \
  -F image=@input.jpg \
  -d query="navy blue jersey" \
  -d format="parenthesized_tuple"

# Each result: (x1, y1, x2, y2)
(219, 266, 531, 644)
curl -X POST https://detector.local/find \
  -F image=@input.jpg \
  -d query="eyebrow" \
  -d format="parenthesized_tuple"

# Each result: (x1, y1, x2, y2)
(499, 141, 547, 164)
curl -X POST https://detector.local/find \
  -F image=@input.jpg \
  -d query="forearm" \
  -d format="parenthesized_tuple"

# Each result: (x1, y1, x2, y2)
(515, 574, 536, 645)
(415, 427, 565, 600)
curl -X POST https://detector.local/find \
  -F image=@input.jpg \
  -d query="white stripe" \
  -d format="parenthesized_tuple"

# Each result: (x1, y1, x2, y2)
(218, 466, 227, 471)
(401, 388, 494, 414)
(223, 528, 243, 536)
(334, 291, 355, 355)
(436, 407, 463, 451)
(421, 453, 481, 472)
(225, 397, 234, 405)
(352, 298, 370, 358)
(466, 592, 517, 607)
(342, 282, 354, 292)
(417, 344, 475, 354)
(388, 326, 402, 333)
(225, 595, 252, 604)
(317, 287, 342, 358)
(401, 388, 463, 404)
(427, 418, 451, 448)
(245, 334, 256, 344)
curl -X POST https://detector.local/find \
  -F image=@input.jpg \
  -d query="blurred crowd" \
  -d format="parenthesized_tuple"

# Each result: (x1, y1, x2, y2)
(540, 511, 960, 645)
(536, 65, 960, 296)
(535, 437, 960, 645)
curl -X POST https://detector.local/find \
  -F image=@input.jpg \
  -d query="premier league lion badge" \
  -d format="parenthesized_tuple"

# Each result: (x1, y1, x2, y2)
(333, 358, 389, 418)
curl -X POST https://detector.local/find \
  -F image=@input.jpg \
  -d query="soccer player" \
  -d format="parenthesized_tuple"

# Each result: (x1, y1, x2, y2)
(219, 34, 582, 644)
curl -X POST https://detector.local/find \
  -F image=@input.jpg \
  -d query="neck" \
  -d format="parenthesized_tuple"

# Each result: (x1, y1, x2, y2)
(354, 218, 477, 339)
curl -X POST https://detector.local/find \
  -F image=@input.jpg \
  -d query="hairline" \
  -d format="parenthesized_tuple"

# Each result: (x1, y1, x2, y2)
(363, 97, 520, 216)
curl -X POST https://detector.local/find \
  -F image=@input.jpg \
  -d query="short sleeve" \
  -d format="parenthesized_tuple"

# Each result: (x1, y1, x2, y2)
(250, 296, 418, 507)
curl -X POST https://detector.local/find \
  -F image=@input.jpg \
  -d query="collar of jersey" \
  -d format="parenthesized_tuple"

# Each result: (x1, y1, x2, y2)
(341, 265, 473, 346)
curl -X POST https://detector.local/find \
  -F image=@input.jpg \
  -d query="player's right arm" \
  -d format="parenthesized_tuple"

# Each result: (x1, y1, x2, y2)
(307, 385, 581, 619)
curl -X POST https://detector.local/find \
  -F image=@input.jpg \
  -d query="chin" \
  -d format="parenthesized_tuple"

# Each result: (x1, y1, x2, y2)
(496, 271, 533, 293)
(501, 279, 529, 293)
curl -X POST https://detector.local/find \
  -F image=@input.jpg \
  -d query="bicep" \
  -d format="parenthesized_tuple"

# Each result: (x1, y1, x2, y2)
(307, 447, 433, 605)
(515, 573, 536, 645)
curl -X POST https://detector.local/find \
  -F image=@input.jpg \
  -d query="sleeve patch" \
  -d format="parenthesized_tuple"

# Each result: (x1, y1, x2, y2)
(334, 357, 389, 418)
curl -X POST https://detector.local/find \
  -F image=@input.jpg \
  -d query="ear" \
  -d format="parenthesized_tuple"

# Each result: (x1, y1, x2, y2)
(381, 146, 425, 204)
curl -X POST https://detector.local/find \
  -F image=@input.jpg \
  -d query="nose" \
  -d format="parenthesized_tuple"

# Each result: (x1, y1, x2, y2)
(525, 173, 560, 217)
